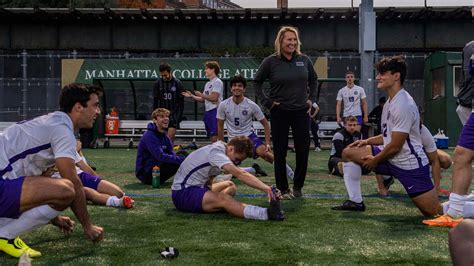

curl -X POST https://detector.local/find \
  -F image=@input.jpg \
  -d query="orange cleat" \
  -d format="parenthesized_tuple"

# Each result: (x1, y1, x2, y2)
(422, 214, 463, 228)
(120, 196, 135, 209)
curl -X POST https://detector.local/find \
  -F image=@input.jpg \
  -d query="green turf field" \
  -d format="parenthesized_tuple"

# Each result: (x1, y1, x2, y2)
(1, 148, 459, 265)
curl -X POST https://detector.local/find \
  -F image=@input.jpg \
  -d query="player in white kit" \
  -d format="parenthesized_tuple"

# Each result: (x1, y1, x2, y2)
(217, 75, 294, 178)
(182, 61, 223, 143)
(0, 83, 104, 258)
(331, 56, 442, 217)
(171, 136, 285, 221)
(336, 71, 369, 132)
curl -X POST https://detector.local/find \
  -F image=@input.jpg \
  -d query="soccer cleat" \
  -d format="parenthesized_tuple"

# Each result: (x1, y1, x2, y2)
(331, 200, 366, 211)
(252, 163, 268, 177)
(383, 176, 395, 190)
(0, 237, 41, 258)
(422, 214, 464, 228)
(314, 147, 322, 152)
(120, 196, 135, 209)
(267, 187, 285, 221)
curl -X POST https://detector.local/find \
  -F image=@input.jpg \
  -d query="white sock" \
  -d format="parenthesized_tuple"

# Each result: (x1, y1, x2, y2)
(447, 192, 466, 218)
(286, 164, 294, 179)
(0, 205, 60, 239)
(241, 167, 255, 174)
(243, 205, 269, 220)
(442, 201, 450, 214)
(463, 202, 474, 217)
(382, 175, 391, 180)
(342, 162, 363, 203)
(106, 196, 121, 207)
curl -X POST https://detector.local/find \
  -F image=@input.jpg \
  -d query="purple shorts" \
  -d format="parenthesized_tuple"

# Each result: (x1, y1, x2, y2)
(458, 113, 474, 150)
(0, 176, 24, 218)
(172, 186, 209, 213)
(203, 108, 218, 137)
(247, 132, 264, 159)
(78, 172, 102, 190)
(372, 146, 433, 197)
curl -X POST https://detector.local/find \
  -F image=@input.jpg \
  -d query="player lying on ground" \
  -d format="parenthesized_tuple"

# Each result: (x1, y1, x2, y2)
(171, 136, 285, 221)
(331, 56, 442, 217)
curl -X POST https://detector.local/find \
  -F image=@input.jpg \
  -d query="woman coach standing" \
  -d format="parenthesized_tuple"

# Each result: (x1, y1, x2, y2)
(254, 26, 318, 199)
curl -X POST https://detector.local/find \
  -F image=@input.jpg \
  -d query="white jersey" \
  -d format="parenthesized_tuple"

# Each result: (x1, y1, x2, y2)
(0, 111, 77, 180)
(172, 141, 232, 190)
(336, 85, 366, 117)
(420, 125, 437, 154)
(203, 77, 223, 111)
(381, 89, 429, 170)
(216, 97, 265, 139)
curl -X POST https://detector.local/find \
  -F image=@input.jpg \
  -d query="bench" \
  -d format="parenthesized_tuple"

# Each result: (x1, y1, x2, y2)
(101, 120, 341, 148)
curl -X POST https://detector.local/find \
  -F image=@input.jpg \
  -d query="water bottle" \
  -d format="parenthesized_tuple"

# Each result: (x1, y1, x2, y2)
(152, 166, 160, 188)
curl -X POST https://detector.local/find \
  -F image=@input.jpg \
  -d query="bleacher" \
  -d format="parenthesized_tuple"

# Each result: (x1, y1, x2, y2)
(103, 120, 341, 148)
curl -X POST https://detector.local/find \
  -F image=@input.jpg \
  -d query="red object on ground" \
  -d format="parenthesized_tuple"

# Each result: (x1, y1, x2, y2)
(105, 116, 119, 134)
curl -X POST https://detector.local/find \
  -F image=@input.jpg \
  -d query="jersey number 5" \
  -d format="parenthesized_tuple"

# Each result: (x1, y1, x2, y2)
(234, 118, 240, 126)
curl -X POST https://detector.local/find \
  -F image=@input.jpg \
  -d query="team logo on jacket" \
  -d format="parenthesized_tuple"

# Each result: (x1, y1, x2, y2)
(171, 86, 176, 92)
(242, 110, 248, 116)
(296, 61, 304, 66)
(162, 145, 167, 149)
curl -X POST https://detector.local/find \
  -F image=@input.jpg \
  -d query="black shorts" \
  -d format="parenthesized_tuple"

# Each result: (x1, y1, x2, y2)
(168, 115, 181, 129)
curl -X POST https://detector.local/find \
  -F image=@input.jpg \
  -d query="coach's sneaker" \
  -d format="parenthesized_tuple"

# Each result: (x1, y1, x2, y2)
(281, 189, 295, 200)
(0, 237, 41, 258)
(252, 163, 268, 177)
(383, 176, 395, 190)
(422, 214, 463, 228)
(293, 188, 303, 198)
(120, 196, 135, 209)
(331, 200, 366, 211)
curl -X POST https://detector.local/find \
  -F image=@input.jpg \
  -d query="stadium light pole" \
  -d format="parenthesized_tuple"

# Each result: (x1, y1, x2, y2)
(358, 0, 376, 111)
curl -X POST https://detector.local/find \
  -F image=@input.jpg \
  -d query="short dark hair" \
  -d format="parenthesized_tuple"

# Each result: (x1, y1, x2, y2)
(159, 63, 171, 73)
(60, 83, 103, 113)
(230, 75, 247, 88)
(345, 71, 355, 77)
(228, 136, 253, 159)
(375, 55, 407, 85)
(205, 61, 220, 75)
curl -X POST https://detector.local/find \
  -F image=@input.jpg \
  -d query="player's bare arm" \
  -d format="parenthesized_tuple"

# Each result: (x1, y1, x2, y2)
(363, 131, 407, 170)
(222, 163, 270, 193)
(55, 157, 104, 242)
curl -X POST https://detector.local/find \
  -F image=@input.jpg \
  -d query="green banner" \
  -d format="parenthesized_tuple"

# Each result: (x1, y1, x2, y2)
(62, 58, 262, 87)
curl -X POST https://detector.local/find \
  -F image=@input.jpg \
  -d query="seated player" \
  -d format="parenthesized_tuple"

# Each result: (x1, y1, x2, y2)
(331, 56, 442, 217)
(136, 108, 185, 185)
(171, 136, 285, 221)
(50, 140, 134, 209)
(217, 75, 294, 180)
(328, 116, 368, 177)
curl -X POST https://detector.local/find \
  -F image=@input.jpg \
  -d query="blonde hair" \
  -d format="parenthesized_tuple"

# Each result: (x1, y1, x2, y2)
(274, 26, 302, 57)
(151, 108, 170, 119)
